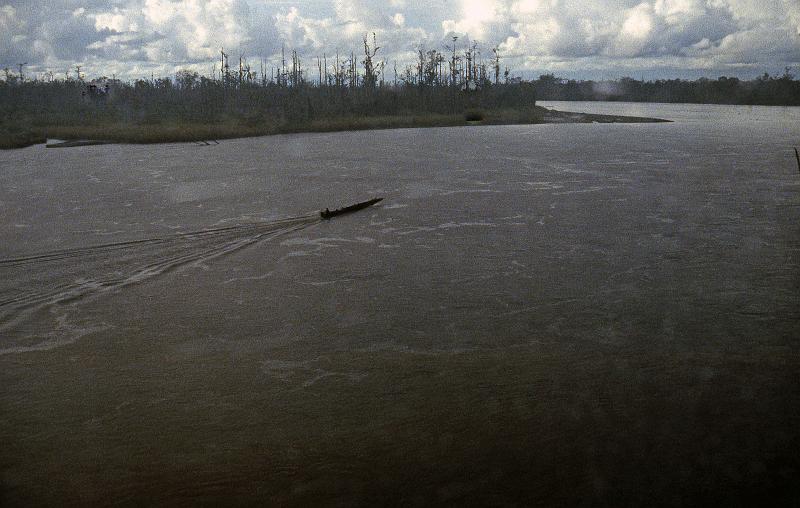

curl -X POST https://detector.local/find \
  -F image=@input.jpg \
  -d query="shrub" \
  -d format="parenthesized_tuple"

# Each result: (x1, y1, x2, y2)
(464, 109, 485, 122)
(0, 124, 46, 149)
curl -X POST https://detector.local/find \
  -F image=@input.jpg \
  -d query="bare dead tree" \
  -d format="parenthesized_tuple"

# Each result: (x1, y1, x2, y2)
(447, 36, 458, 87)
(281, 43, 287, 87)
(220, 48, 226, 85)
(492, 47, 500, 85)
(362, 32, 381, 90)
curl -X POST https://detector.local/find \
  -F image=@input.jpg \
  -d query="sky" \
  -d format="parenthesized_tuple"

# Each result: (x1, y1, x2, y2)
(1, 0, 798, 82)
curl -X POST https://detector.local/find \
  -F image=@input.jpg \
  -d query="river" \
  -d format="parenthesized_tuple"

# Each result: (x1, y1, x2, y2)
(1, 102, 799, 505)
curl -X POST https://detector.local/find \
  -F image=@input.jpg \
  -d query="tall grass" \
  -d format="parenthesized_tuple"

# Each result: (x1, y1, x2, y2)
(0, 125, 47, 149)
(2, 107, 551, 149)
(43, 123, 275, 144)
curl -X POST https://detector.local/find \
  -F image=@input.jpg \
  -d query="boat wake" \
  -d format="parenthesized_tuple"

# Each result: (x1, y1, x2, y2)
(0, 214, 318, 340)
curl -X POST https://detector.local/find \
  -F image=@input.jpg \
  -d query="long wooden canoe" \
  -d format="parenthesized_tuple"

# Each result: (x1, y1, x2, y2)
(320, 198, 383, 219)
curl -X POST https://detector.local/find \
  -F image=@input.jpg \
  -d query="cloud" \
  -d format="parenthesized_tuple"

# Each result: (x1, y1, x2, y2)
(492, 0, 798, 74)
(273, 1, 430, 66)
(0, 5, 31, 64)
(0, 0, 797, 80)
(90, 0, 262, 62)
(1, 3, 112, 67)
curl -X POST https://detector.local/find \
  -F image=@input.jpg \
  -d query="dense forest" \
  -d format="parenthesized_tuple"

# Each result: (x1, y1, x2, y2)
(531, 70, 800, 106)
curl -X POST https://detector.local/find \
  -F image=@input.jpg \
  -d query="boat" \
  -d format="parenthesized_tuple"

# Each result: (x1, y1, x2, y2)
(320, 198, 383, 219)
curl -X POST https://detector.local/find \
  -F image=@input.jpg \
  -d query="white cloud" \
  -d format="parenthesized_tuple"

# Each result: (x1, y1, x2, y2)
(94, 10, 138, 33)
(653, 0, 705, 25)
(614, 2, 655, 56)
(0, 0, 797, 80)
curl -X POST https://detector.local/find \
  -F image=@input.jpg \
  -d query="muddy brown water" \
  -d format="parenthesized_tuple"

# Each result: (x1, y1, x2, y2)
(1, 103, 799, 506)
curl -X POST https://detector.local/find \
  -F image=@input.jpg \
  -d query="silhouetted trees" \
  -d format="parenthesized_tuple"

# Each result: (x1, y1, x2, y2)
(531, 70, 800, 106)
(0, 35, 541, 132)
(2, 33, 797, 140)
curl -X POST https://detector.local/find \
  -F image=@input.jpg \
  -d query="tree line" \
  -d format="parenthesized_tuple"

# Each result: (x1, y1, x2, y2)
(532, 70, 800, 106)
(1, 35, 539, 132)
(2, 34, 797, 141)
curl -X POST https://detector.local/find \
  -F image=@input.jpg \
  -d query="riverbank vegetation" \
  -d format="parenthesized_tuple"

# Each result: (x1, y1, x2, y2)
(1, 37, 546, 149)
(0, 124, 47, 149)
(532, 70, 800, 105)
(7, 33, 787, 149)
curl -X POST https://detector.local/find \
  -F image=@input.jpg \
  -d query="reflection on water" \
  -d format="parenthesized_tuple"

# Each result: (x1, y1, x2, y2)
(1, 103, 799, 505)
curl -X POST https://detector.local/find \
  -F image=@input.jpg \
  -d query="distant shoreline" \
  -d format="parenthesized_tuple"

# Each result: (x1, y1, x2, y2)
(2, 107, 669, 150)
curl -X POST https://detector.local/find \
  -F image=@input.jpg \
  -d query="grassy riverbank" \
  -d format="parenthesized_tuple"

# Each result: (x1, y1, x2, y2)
(1, 106, 667, 149)
(2, 109, 536, 149)
(0, 126, 47, 149)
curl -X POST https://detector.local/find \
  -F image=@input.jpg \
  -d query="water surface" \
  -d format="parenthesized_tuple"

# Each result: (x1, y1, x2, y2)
(1, 103, 799, 505)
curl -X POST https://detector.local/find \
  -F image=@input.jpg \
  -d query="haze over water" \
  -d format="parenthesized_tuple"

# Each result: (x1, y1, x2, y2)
(1, 103, 799, 505)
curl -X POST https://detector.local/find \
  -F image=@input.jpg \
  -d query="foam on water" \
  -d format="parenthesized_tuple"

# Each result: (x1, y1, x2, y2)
(0, 215, 318, 353)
